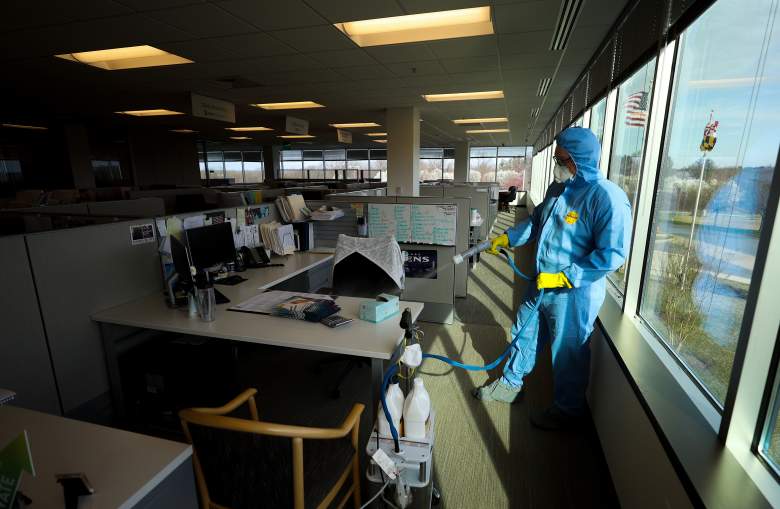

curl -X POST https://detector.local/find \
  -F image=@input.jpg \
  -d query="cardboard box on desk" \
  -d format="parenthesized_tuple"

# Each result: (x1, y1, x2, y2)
(359, 294, 399, 323)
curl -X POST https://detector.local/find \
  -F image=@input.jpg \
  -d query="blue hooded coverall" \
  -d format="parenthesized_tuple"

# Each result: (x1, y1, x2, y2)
(501, 127, 631, 415)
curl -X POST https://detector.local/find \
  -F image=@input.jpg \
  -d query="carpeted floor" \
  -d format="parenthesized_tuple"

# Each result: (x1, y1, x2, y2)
(416, 209, 620, 509)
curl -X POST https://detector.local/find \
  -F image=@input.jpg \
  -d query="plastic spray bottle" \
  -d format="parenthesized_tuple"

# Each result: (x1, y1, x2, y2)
(378, 382, 404, 437)
(403, 377, 431, 439)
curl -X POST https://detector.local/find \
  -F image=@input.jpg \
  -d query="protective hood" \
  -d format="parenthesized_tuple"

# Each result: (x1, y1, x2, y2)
(555, 127, 602, 183)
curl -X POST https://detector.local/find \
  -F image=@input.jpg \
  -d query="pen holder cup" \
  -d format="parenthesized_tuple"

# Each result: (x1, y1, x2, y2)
(197, 288, 216, 322)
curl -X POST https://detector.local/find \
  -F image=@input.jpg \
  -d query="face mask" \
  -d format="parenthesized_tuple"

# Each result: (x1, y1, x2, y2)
(553, 163, 573, 183)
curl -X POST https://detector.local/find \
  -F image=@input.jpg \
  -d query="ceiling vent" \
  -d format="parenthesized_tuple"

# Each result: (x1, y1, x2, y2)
(549, 0, 582, 51)
(537, 77, 551, 97)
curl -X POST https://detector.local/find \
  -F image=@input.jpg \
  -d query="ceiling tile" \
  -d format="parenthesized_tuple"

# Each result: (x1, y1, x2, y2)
(217, 0, 327, 30)
(335, 65, 395, 80)
(308, 49, 377, 68)
(260, 68, 342, 85)
(384, 60, 447, 77)
(493, 1, 559, 34)
(426, 35, 497, 59)
(271, 25, 355, 52)
(212, 32, 298, 59)
(498, 29, 553, 54)
(147, 4, 256, 38)
(398, 0, 489, 14)
(119, 0, 205, 10)
(365, 43, 437, 63)
(578, 0, 630, 27)
(440, 56, 499, 74)
(303, 0, 404, 22)
(0, 0, 133, 31)
(500, 51, 556, 70)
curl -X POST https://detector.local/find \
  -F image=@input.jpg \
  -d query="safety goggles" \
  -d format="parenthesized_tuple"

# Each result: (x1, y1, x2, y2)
(553, 155, 572, 166)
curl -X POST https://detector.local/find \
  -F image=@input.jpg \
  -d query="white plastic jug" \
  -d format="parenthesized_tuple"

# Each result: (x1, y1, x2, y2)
(378, 383, 404, 437)
(402, 377, 431, 440)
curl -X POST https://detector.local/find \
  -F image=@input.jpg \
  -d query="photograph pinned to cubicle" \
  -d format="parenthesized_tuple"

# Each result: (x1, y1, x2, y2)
(129, 223, 155, 246)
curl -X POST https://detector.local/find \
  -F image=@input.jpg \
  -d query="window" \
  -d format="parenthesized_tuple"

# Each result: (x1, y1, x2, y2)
(200, 150, 265, 183)
(470, 146, 529, 187)
(91, 160, 123, 185)
(224, 151, 242, 183)
(590, 97, 608, 144)
(762, 364, 780, 473)
(420, 148, 444, 181)
(606, 58, 657, 292)
(639, 0, 779, 404)
(497, 146, 528, 189)
(0, 159, 23, 193)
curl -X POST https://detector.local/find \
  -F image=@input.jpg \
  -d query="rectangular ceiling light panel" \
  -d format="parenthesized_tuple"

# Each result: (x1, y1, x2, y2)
(452, 117, 507, 124)
(329, 122, 381, 128)
(279, 135, 315, 139)
(366, 132, 388, 136)
(335, 6, 493, 47)
(466, 128, 509, 134)
(56, 45, 192, 70)
(423, 90, 503, 102)
(116, 109, 184, 116)
(252, 101, 324, 110)
(2, 123, 47, 130)
(226, 127, 272, 132)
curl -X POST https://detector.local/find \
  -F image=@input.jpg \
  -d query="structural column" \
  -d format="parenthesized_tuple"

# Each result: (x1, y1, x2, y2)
(453, 141, 470, 182)
(386, 107, 420, 196)
(262, 145, 282, 182)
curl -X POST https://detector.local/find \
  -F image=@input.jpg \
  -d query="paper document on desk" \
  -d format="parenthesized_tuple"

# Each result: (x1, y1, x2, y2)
(229, 290, 334, 315)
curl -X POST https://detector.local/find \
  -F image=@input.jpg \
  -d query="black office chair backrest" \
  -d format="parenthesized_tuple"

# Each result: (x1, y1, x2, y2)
(507, 186, 517, 201)
(331, 252, 402, 298)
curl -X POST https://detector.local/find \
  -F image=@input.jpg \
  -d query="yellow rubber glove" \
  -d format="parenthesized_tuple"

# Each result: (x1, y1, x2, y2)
(487, 234, 509, 255)
(537, 272, 573, 290)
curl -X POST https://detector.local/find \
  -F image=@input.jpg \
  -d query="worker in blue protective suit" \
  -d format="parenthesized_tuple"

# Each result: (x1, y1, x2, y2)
(473, 127, 631, 430)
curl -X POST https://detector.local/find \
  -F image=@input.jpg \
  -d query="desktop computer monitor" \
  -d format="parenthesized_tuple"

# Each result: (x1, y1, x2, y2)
(170, 235, 193, 283)
(186, 222, 236, 270)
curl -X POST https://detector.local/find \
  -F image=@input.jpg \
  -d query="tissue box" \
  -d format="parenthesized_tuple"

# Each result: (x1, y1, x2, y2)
(359, 294, 400, 323)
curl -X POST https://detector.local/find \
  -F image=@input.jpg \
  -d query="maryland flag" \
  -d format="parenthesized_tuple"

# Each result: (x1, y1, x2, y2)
(700, 117, 719, 152)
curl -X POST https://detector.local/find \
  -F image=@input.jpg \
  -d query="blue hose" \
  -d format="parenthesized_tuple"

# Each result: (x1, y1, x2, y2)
(380, 249, 543, 451)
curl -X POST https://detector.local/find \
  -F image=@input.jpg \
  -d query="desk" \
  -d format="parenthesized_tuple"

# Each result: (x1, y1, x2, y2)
(92, 251, 423, 424)
(0, 406, 195, 509)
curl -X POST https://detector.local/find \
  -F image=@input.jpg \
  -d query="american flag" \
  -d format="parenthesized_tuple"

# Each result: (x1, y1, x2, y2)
(624, 91, 649, 128)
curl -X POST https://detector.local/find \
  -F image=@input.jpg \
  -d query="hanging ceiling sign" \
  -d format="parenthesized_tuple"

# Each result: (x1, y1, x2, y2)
(191, 93, 235, 123)
(337, 129, 352, 144)
(285, 116, 309, 135)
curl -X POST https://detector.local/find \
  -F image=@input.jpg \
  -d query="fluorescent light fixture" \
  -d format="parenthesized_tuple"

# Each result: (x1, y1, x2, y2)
(225, 126, 272, 132)
(329, 122, 381, 128)
(170, 129, 197, 133)
(278, 134, 315, 139)
(466, 128, 510, 134)
(374, 139, 387, 143)
(453, 117, 508, 124)
(55, 45, 192, 70)
(251, 101, 324, 110)
(334, 6, 493, 47)
(2, 123, 47, 130)
(366, 132, 388, 136)
(116, 109, 184, 117)
(230, 136, 251, 140)
(422, 90, 503, 102)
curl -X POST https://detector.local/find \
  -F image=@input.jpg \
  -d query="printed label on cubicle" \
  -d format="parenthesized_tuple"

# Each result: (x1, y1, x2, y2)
(403, 250, 437, 279)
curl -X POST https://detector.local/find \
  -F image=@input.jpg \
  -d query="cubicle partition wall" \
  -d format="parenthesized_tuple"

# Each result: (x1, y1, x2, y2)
(0, 235, 61, 415)
(23, 219, 165, 415)
(326, 194, 460, 323)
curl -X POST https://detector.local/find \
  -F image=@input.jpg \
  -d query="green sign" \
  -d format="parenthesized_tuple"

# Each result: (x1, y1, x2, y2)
(0, 432, 34, 509)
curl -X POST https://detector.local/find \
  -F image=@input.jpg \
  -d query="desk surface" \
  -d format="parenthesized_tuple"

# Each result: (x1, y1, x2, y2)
(0, 406, 192, 509)
(92, 251, 423, 360)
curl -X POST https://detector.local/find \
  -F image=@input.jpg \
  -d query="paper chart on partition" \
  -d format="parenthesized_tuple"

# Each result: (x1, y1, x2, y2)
(367, 203, 411, 242)
(410, 204, 457, 246)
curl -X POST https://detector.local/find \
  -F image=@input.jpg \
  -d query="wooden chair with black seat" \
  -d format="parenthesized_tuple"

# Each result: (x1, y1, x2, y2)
(179, 388, 365, 509)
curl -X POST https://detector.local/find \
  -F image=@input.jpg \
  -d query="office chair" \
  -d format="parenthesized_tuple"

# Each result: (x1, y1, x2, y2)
(179, 388, 364, 509)
(317, 240, 403, 398)
(498, 186, 517, 212)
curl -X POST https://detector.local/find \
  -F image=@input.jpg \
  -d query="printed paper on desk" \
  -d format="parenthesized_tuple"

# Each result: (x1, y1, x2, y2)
(246, 224, 260, 248)
(183, 215, 205, 230)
